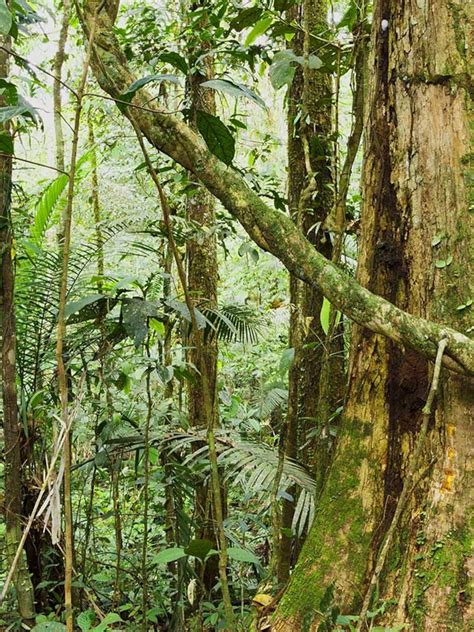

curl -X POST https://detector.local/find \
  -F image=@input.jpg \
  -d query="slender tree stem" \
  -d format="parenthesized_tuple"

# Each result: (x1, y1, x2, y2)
(141, 339, 152, 629)
(53, 0, 71, 173)
(54, 13, 98, 629)
(0, 27, 36, 623)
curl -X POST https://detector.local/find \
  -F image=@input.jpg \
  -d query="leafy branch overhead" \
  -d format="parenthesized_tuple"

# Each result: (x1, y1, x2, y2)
(80, 1, 474, 376)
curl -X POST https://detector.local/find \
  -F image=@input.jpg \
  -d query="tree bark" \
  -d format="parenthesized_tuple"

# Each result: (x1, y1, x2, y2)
(277, 0, 343, 585)
(0, 37, 36, 624)
(273, 0, 473, 629)
(79, 0, 474, 376)
(185, 0, 220, 597)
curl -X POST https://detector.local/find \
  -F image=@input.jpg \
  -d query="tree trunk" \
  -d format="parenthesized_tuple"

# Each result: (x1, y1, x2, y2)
(273, 0, 473, 629)
(185, 0, 220, 596)
(0, 38, 36, 624)
(277, 0, 343, 585)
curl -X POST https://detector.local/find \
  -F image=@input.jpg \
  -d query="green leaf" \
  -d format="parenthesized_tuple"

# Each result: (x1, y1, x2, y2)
(238, 240, 260, 262)
(0, 132, 13, 154)
(65, 294, 105, 318)
(0, 0, 12, 35)
(280, 347, 295, 372)
(122, 298, 160, 346)
(118, 74, 180, 108)
(148, 446, 159, 465)
(158, 51, 188, 74)
(165, 298, 207, 329)
(31, 624, 67, 632)
(245, 15, 273, 46)
(229, 6, 263, 32)
(269, 51, 297, 89)
(269, 50, 322, 90)
(153, 547, 186, 564)
(274, 0, 297, 11)
(0, 95, 38, 124)
(227, 546, 259, 564)
(196, 110, 235, 166)
(456, 299, 472, 311)
(320, 297, 331, 335)
(201, 79, 266, 109)
(77, 611, 95, 632)
(30, 174, 68, 244)
(91, 613, 122, 632)
(184, 538, 215, 561)
(435, 255, 453, 268)
(336, 614, 359, 625)
(337, 1, 358, 30)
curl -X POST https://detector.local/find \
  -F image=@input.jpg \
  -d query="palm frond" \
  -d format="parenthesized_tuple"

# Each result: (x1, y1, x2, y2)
(258, 383, 288, 418)
(163, 430, 317, 535)
(202, 303, 263, 344)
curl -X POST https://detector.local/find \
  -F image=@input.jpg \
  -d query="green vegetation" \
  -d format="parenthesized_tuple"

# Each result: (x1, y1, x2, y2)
(0, 0, 471, 631)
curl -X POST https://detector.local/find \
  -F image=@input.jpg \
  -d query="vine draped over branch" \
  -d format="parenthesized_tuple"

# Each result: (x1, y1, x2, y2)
(79, 0, 474, 377)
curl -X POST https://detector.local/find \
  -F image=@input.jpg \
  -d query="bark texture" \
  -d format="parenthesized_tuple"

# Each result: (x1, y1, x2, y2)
(273, 1, 473, 629)
(79, 0, 474, 375)
(0, 39, 36, 623)
(185, 1, 220, 595)
(278, 0, 342, 585)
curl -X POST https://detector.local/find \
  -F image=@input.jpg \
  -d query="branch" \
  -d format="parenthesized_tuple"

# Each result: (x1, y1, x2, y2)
(78, 0, 474, 377)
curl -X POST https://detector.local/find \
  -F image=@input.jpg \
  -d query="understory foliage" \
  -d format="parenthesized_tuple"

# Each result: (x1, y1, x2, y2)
(0, 0, 471, 631)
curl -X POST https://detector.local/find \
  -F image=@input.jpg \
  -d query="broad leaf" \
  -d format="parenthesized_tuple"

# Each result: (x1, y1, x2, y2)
(338, 1, 358, 30)
(165, 298, 207, 329)
(201, 79, 266, 110)
(118, 74, 180, 108)
(270, 50, 322, 90)
(320, 297, 331, 335)
(0, 132, 13, 154)
(153, 547, 186, 564)
(196, 110, 235, 166)
(159, 51, 188, 74)
(280, 347, 295, 372)
(77, 611, 95, 632)
(64, 294, 105, 318)
(31, 624, 67, 632)
(184, 538, 215, 561)
(91, 613, 123, 632)
(229, 6, 263, 32)
(245, 15, 273, 46)
(0, 0, 12, 35)
(122, 298, 160, 346)
(0, 95, 38, 124)
(227, 546, 259, 564)
(320, 297, 341, 335)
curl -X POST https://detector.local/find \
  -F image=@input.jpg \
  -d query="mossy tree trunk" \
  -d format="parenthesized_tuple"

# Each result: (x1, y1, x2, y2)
(185, 0, 220, 597)
(277, 0, 344, 586)
(273, 1, 473, 629)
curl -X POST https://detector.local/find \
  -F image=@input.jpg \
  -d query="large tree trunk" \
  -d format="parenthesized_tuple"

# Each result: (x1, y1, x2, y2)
(273, 0, 473, 629)
(0, 38, 36, 624)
